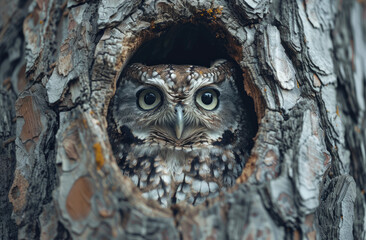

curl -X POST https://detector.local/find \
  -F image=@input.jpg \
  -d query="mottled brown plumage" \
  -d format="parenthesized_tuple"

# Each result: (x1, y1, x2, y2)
(108, 60, 256, 206)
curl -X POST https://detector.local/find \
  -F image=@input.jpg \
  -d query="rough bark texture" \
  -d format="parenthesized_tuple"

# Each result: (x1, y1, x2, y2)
(0, 0, 365, 239)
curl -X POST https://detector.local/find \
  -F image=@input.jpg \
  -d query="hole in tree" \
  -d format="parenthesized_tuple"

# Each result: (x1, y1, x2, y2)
(109, 22, 259, 207)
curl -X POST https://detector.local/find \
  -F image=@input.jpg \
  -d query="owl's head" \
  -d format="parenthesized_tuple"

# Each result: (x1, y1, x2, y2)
(111, 60, 251, 151)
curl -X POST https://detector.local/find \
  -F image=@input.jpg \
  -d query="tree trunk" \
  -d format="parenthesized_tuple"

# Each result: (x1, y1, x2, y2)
(1, 0, 365, 239)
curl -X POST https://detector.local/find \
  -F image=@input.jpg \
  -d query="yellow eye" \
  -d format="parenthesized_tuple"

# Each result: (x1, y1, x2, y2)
(137, 88, 162, 110)
(195, 88, 219, 111)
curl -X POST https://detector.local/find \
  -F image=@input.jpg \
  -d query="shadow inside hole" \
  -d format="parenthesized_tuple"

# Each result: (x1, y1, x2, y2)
(130, 23, 230, 67)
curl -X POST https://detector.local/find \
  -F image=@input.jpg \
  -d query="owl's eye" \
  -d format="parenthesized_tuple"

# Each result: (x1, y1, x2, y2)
(195, 88, 219, 111)
(137, 88, 162, 110)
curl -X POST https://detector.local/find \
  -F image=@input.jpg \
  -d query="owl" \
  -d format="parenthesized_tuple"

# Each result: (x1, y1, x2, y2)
(107, 59, 256, 207)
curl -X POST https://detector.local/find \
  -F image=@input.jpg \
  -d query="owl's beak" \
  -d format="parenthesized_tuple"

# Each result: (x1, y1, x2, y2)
(175, 105, 184, 139)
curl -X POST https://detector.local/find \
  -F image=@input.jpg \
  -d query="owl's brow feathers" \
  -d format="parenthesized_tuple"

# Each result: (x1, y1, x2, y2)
(123, 61, 236, 94)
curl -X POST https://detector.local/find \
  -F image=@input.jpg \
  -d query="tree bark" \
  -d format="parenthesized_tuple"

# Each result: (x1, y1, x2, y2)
(0, 0, 365, 239)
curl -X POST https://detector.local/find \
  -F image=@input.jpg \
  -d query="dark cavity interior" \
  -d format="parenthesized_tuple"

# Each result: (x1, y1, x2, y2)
(130, 23, 229, 67)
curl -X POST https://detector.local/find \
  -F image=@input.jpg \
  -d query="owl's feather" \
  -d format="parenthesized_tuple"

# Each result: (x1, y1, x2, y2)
(108, 60, 255, 206)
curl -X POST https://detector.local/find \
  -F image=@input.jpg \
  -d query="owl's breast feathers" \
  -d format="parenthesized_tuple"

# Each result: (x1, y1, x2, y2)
(114, 124, 245, 206)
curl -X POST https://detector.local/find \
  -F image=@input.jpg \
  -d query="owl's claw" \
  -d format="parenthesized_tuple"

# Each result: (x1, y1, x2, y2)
(175, 105, 184, 139)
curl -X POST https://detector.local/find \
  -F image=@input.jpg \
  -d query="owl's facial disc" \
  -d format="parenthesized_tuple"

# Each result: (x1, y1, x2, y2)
(113, 62, 244, 149)
(135, 85, 226, 145)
